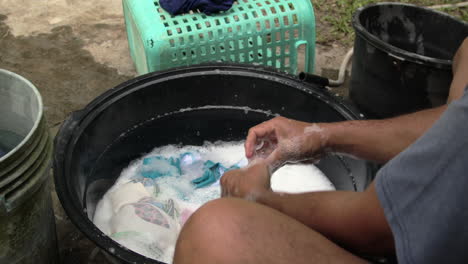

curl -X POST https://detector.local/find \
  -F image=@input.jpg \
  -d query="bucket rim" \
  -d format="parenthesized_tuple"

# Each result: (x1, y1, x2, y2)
(352, 2, 468, 69)
(0, 69, 44, 163)
(53, 63, 365, 264)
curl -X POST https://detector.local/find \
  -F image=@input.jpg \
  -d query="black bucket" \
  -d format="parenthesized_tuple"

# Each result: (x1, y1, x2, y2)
(351, 3, 468, 118)
(54, 64, 374, 264)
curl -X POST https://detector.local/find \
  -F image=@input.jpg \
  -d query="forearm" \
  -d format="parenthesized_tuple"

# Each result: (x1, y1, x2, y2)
(319, 105, 446, 163)
(315, 38, 468, 164)
(448, 37, 468, 103)
(256, 184, 393, 255)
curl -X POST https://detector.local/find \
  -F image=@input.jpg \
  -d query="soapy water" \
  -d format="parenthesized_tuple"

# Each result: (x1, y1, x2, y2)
(93, 141, 335, 263)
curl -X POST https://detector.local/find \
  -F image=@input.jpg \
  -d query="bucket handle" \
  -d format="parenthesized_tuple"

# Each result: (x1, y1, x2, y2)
(388, 53, 408, 68)
(295, 41, 309, 73)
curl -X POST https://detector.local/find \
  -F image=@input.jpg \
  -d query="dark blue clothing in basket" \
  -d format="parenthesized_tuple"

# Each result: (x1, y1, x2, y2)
(160, 0, 234, 15)
(376, 86, 468, 263)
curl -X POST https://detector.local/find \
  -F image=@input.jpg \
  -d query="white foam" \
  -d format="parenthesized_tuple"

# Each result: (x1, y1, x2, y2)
(93, 141, 335, 263)
(271, 164, 334, 193)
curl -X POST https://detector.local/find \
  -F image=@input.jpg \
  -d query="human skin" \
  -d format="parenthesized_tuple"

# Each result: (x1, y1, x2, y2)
(173, 37, 468, 264)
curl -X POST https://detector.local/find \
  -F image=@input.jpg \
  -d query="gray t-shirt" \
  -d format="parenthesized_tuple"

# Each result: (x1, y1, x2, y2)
(376, 87, 468, 264)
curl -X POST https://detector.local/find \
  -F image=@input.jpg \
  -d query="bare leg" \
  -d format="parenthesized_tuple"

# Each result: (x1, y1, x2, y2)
(173, 198, 368, 264)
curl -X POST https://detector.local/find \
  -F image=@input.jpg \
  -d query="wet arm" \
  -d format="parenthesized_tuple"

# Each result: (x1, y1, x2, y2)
(320, 106, 446, 164)
(256, 183, 393, 255)
(319, 38, 468, 164)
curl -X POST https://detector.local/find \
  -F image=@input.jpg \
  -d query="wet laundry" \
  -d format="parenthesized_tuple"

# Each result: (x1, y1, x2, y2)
(93, 142, 335, 263)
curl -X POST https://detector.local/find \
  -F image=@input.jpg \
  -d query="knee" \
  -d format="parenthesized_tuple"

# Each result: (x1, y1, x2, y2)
(173, 198, 252, 263)
(179, 197, 250, 241)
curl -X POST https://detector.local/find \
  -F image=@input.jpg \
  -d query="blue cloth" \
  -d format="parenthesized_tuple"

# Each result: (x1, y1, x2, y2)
(376, 86, 468, 264)
(191, 160, 239, 188)
(139, 152, 241, 188)
(159, 0, 234, 15)
(141, 156, 181, 179)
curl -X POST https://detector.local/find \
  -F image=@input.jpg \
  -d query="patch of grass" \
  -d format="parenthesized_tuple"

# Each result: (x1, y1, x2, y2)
(314, 0, 468, 46)
(441, 5, 468, 20)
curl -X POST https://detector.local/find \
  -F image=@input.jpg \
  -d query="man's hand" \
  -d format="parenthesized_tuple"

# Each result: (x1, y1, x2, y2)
(245, 116, 328, 169)
(220, 161, 271, 200)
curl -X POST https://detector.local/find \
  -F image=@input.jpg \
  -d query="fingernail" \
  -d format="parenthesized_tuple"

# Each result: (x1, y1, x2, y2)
(255, 140, 265, 150)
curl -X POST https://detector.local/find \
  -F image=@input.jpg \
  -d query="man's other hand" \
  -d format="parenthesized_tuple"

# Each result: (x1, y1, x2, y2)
(220, 161, 271, 200)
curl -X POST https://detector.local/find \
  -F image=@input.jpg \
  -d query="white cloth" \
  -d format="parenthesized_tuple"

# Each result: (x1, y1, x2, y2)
(94, 182, 186, 262)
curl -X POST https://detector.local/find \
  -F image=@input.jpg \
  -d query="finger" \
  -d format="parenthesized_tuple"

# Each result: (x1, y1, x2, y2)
(221, 177, 228, 197)
(222, 188, 229, 197)
(265, 148, 284, 172)
(224, 186, 231, 197)
(245, 127, 266, 158)
(245, 123, 275, 158)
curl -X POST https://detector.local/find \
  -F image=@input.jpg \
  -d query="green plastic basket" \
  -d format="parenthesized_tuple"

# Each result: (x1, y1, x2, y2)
(123, 0, 316, 75)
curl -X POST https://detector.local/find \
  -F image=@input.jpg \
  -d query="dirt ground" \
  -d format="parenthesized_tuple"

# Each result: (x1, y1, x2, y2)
(0, 1, 133, 262)
(0, 0, 465, 263)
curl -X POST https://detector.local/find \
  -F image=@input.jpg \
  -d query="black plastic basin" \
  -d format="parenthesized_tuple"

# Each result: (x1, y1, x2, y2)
(351, 3, 468, 118)
(54, 64, 374, 264)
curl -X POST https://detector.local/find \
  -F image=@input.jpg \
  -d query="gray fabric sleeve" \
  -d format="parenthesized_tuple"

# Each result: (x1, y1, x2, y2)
(375, 87, 468, 264)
